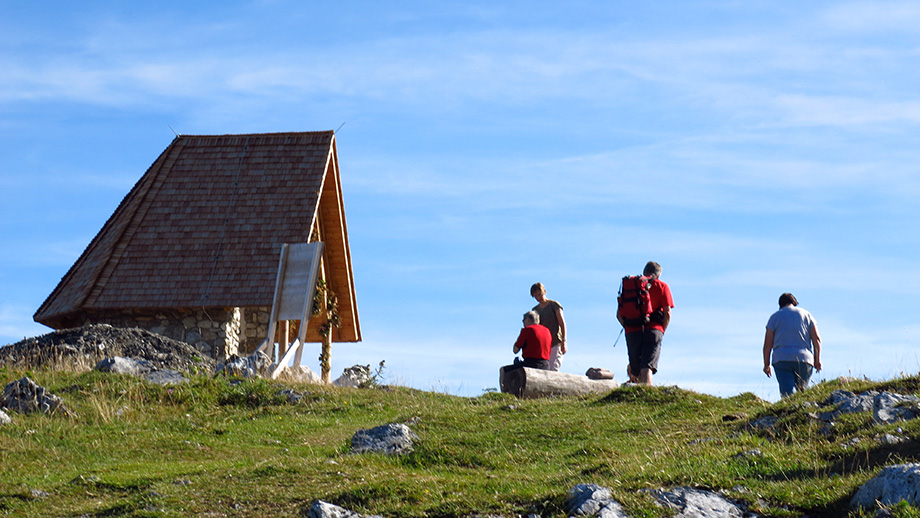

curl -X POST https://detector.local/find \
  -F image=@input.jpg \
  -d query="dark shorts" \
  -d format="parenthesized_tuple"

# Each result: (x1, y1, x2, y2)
(626, 329, 663, 375)
(520, 357, 551, 370)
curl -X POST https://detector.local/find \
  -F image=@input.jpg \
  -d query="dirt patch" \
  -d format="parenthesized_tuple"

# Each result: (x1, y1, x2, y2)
(0, 324, 215, 374)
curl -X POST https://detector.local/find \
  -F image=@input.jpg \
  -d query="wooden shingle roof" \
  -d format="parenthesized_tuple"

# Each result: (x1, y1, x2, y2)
(34, 131, 360, 342)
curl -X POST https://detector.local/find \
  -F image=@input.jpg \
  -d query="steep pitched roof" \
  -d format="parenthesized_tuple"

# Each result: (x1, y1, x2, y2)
(34, 131, 360, 342)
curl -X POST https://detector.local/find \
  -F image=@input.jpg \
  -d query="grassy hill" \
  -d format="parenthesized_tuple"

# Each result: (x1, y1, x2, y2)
(2, 367, 919, 517)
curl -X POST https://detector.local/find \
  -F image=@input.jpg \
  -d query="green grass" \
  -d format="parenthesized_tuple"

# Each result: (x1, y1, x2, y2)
(2, 368, 920, 517)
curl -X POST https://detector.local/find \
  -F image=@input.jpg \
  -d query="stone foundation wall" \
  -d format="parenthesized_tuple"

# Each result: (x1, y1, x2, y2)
(76, 307, 272, 361)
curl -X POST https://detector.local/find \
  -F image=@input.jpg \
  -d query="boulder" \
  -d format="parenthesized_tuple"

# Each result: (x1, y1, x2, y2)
(281, 365, 321, 383)
(1, 377, 71, 416)
(306, 500, 382, 518)
(96, 356, 154, 376)
(334, 365, 371, 388)
(851, 463, 920, 509)
(143, 369, 188, 386)
(0, 408, 10, 425)
(644, 487, 756, 518)
(350, 423, 418, 455)
(215, 351, 272, 379)
(874, 392, 920, 424)
(566, 483, 629, 517)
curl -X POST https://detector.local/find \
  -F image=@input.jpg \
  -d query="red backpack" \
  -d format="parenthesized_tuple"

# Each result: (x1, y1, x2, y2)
(617, 275, 652, 328)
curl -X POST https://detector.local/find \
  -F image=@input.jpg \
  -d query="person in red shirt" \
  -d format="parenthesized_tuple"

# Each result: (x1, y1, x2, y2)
(513, 311, 553, 370)
(619, 261, 674, 386)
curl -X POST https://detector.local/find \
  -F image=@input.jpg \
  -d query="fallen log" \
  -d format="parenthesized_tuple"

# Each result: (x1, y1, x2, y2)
(499, 366, 619, 399)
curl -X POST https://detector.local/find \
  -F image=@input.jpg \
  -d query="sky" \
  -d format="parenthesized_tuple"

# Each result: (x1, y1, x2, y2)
(1, 1, 919, 402)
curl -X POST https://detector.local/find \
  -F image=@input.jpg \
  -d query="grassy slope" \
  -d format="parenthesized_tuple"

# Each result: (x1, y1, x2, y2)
(2, 368, 920, 518)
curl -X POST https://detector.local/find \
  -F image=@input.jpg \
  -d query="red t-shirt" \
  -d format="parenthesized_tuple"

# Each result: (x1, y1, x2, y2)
(621, 279, 674, 333)
(514, 324, 552, 360)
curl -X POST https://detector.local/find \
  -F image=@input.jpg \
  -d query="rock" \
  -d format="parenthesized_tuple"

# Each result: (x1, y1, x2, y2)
(874, 392, 920, 424)
(1, 377, 71, 416)
(732, 449, 763, 460)
(279, 388, 304, 404)
(96, 356, 154, 376)
(878, 433, 906, 446)
(0, 408, 10, 425)
(95, 356, 187, 385)
(851, 463, 920, 509)
(143, 369, 188, 385)
(644, 487, 757, 518)
(566, 483, 629, 517)
(824, 389, 856, 406)
(216, 351, 272, 379)
(747, 416, 777, 432)
(350, 423, 418, 455)
(305, 500, 382, 518)
(334, 365, 371, 388)
(305, 500, 361, 518)
(812, 390, 920, 426)
(281, 365, 321, 383)
(836, 392, 875, 416)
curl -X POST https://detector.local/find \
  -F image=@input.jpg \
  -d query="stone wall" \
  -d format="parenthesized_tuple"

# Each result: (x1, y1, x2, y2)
(74, 307, 272, 361)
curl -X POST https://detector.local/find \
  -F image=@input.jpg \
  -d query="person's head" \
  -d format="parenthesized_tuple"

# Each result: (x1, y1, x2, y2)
(778, 293, 798, 308)
(643, 261, 662, 280)
(523, 310, 540, 326)
(530, 282, 546, 298)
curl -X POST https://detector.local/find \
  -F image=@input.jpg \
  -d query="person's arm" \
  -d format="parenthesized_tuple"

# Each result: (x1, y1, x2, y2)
(513, 329, 526, 354)
(762, 328, 774, 377)
(660, 305, 671, 331)
(556, 306, 567, 354)
(810, 324, 822, 372)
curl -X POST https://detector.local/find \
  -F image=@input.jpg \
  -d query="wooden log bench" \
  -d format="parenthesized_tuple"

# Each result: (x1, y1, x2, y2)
(499, 365, 619, 399)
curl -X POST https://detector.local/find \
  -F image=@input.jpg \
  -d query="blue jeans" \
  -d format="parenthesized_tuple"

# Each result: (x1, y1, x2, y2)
(773, 361, 814, 397)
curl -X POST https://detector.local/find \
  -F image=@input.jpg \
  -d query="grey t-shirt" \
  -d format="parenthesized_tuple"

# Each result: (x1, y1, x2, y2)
(766, 306, 816, 364)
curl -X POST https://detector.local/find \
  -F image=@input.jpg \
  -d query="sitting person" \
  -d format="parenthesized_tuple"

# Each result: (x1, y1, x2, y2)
(513, 310, 552, 370)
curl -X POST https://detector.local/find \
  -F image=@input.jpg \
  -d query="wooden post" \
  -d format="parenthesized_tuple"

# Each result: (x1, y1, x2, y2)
(320, 278, 331, 383)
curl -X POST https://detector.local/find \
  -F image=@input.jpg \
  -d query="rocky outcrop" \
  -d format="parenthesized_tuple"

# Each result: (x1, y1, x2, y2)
(816, 390, 920, 424)
(851, 463, 920, 510)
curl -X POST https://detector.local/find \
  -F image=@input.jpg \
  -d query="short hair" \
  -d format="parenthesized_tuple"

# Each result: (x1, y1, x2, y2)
(530, 282, 545, 296)
(643, 261, 662, 278)
(778, 293, 798, 308)
(524, 310, 540, 324)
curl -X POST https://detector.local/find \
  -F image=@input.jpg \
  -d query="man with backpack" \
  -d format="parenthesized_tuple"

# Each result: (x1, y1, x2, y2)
(617, 261, 674, 386)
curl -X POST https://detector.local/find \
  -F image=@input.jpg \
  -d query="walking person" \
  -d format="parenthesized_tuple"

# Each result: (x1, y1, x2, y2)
(763, 293, 822, 397)
(530, 282, 567, 371)
(618, 261, 673, 386)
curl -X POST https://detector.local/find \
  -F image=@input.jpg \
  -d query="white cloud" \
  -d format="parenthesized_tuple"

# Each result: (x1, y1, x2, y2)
(822, 1, 920, 33)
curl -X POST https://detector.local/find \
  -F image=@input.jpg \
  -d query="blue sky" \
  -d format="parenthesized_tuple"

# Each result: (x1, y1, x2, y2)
(2, 1, 919, 401)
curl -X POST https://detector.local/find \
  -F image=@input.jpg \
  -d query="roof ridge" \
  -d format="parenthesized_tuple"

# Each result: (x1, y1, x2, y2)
(176, 131, 335, 139)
